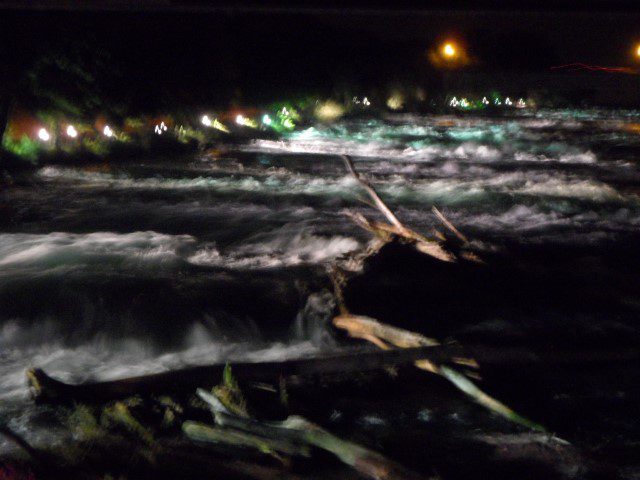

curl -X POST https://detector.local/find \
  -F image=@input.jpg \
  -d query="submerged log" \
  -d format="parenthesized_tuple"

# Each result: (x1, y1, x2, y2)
(27, 346, 462, 404)
(28, 343, 639, 406)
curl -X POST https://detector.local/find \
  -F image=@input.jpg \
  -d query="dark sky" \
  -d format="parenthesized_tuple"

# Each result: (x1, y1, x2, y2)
(1, 0, 639, 11)
(2, 1, 640, 109)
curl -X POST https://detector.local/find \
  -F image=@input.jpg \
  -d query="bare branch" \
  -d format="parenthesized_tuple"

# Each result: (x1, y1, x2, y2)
(432, 206, 469, 244)
(342, 155, 405, 230)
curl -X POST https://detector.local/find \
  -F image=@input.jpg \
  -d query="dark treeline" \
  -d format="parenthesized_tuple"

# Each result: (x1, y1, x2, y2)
(0, 12, 422, 121)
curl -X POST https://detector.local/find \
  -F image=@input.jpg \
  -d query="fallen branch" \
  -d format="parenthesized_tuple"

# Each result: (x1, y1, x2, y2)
(29, 342, 638, 406)
(333, 313, 544, 431)
(431, 206, 468, 244)
(183, 421, 310, 457)
(341, 155, 456, 263)
(342, 154, 405, 231)
(26, 346, 461, 404)
(438, 366, 542, 431)
(198, 389, 425, 480)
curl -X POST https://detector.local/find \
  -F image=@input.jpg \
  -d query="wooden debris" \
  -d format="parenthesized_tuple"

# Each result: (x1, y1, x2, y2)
(439, 366, 543, 431)
(26, 346, 462, 404)
(197, 387, 426, 480)
(341, 155, 456, 263)
(431, 206, 469, 244)
(183, 421, 310, 457)
(333, 314, 440, 349)
(28, 341, 638, 406)
(333, 159, 545, 428)
(332, 313, 544, 431)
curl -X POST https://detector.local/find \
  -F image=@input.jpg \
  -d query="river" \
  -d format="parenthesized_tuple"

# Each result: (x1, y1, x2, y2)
(1, 111, 640, 472)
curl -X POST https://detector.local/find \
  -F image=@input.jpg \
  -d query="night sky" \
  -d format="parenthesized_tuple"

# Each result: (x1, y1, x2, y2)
(2, 1, 640, 109)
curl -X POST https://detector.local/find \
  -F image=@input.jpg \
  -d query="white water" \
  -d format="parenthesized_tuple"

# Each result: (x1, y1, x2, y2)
(36, 164, 631, 205)
(2, 111, 640, 448)
(0, 230, 359, 274)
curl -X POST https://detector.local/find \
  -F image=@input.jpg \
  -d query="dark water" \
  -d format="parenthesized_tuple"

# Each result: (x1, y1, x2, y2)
(1, 111, 640, 473)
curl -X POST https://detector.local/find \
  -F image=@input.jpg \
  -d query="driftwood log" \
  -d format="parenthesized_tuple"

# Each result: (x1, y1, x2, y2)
(341, 155, 458, 262)
(341, 154, 482, 264)
(332, 313, 546, 430)
(334, 157, 546, 429)
(27, 346, 460, 404)
(28, 343, 639, 405)
(195, 386, 426, 480)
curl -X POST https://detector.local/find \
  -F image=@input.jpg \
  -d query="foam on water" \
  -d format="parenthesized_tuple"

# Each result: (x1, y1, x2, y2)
(4, 111, 640, 454)
(0, 325, 333, 402)
(241, 117, 609, 165)
(188, 231, 360, 268)
(0, 231, 193, 271)
(0, 229, 360, 276)
(0, 320, 338, 455)
(37, 164, 631, 206)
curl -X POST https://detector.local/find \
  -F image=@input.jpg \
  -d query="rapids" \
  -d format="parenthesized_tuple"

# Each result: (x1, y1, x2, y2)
(1, 111, 640, 460)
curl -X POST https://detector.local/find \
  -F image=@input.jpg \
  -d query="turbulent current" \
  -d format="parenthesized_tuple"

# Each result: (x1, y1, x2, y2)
(2, 111, 640, 457)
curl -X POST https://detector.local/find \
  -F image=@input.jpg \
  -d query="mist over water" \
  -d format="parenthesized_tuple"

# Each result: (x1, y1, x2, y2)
(2, 111, 640, 449)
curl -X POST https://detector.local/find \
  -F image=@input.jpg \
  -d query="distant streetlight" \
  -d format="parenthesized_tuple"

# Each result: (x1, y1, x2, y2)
(103, 125, 114, 137)
(636, 44, 640, 58)
(66, 125, 78, 138)
(429, 40, 469, 70)
(38, 128, 50, 142)
(442, 43, 457, 59)
(235, 114, 257, 128)
(201, 115, 212, 127)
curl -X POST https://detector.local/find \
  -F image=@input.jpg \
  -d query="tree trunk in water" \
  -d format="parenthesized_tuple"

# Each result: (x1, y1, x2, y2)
(27, 346, 456, 404)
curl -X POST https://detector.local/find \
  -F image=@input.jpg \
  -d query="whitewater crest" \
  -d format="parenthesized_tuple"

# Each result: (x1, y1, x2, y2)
(0, 229, 361, 275)
(0, 231, 195, 271)
(36, 163, 631, 208)
(188, 231, 360, 269)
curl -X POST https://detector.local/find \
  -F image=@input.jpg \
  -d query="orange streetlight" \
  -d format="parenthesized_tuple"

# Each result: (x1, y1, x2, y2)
(442, 42, 457, 59)
(428, 39, 470, 69)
